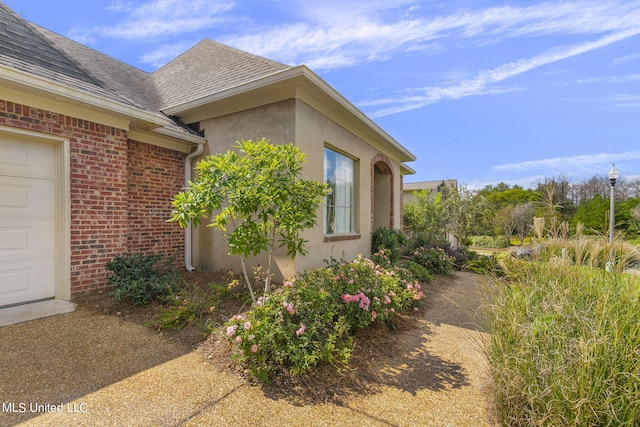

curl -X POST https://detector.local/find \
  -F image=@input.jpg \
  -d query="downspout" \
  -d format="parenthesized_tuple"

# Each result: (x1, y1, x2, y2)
(184, 142, 205, 272)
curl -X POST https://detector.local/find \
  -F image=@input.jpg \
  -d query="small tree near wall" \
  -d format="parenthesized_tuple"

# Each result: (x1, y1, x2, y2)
(170, 138, 329, 302)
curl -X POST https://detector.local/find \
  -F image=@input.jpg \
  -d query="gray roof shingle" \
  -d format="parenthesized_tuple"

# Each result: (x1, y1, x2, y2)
(31, 24, 163, 112)
(152, 39, 291, 109)
(1, 2, 290, 116)
(0, 2, 97, 86)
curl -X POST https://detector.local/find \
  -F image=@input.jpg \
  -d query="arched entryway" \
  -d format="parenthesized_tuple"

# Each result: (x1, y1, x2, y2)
(371, 155, 394, 230)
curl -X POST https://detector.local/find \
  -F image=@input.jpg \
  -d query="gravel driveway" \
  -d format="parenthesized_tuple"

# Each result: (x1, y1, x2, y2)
(0, 271, 497, 426)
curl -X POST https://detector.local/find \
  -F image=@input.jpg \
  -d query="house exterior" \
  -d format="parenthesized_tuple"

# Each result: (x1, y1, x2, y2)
(0, 2, 415, 307)
(403, 180, 458, 205)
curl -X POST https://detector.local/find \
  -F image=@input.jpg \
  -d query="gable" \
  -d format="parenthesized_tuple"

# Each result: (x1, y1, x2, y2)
(154, 39, 291, 109)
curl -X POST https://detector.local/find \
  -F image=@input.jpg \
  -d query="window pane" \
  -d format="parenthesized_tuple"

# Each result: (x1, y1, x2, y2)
(323, 148, 356, 234)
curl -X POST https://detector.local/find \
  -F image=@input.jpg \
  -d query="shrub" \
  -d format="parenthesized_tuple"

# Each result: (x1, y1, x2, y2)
(447, 245, 477, 270)
(409, 246, 455, 276)
(492, 235, 510, 248)
(471, 235, 510, 248)
(106, 253, 180, 305)
(151, 282, 240, 332)
(485, 261, 640, 425)
(397, 259, 432, 282)
(371, 226, 406, 264)
(464, 253, 504, 276)
(471, 235, 494, 247)
(224, 255, 425, 381)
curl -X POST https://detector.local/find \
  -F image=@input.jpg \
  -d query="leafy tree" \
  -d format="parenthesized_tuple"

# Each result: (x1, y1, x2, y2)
(170, 138, 329, 301)
(617, 197, 640, 237)
(485, 186, 536, 210)
(403, 189, 447, 243)
(494, 205, 516, 241)
(441, 185, 486, 245)
(476, 183, 536, 236)
(511, 202, 535, 244)
(571, 195, 609, 234)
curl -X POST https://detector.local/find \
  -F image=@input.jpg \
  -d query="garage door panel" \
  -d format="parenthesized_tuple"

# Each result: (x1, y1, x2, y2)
(0, 176, 55, 217)
(0, 259, 55, 306)
(0, 219, 55, 260)
(0, 137, 56, 179)
(0, 135, 58, 307)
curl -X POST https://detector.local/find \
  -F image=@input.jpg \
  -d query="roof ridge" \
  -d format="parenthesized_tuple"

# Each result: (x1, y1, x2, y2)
(152, 38, 292, 109)
(154, 38, 290, 74)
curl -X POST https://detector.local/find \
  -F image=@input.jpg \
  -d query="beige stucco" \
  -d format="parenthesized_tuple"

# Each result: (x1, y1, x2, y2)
(193, 98, 407, 281)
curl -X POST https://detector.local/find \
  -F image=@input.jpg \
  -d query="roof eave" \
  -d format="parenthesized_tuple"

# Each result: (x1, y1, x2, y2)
(164, 66, 417, 164)
(0, 63, 201, 147)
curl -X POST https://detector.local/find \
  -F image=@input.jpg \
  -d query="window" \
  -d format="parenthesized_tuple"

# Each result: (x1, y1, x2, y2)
(324, 147, 356, 234)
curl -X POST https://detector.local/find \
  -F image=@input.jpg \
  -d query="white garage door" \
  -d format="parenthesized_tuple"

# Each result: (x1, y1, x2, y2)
(0, 136, 57, 307)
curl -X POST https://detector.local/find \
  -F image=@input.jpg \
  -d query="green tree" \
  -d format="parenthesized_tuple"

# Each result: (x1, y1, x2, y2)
(442, 185, 486, 245)
(477, 183, 536, 236)
(617, 197, 640, 237)
(403, 189, 447, 243)
(571, 195, 609, 234)
(511, 202, 535, 244)
(170, 138, 329, 301)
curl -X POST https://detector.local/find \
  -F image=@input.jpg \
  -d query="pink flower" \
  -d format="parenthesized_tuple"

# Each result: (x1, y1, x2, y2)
(282, 302, 295, 315)
(384, 295, 392, 305)
(296, 323, 306, 336)
(371, 311, 377, 320)
(244, 321, 252, 330)
(226, 324, 238, 337)
(235, 335, 242, 343)
(251, 344, 259, 353)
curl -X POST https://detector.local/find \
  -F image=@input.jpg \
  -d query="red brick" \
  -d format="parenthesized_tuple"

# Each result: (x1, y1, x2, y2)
(0, 100, 188, 296)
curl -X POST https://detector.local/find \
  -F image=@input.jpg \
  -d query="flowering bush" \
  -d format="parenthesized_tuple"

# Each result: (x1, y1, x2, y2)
(410, 246, 455, 276)
(224, 255, 425, 381)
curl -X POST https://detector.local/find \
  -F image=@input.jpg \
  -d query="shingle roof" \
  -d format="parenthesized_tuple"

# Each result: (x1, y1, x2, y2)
(31, 25, 163, 112)
(1, 2, 290, 116)
(0, 3, 97, 86)
(153, 39, 291, 109)
(403, 180, 458, 192)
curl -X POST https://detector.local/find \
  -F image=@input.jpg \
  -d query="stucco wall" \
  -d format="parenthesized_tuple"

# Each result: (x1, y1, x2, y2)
(294, 100, 403, 271)
(195, 100, 297, 279)
(195, 99, 405, 281)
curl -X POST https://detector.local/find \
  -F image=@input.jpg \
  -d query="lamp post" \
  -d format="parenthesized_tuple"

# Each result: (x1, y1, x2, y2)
(608, 164, 619, 244)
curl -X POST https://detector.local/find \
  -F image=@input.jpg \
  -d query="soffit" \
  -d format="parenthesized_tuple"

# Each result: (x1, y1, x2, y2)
(165, 66, 416, 164)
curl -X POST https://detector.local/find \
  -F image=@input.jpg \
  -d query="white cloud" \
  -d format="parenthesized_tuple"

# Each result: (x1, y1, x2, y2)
(613, 52, 640, 65)
(70, 0, 236, 41)
(221, 0, 640, 69)
(493, 150, 640, 172)
(67, 0, 640, 73)
(367, 28, 640, 117)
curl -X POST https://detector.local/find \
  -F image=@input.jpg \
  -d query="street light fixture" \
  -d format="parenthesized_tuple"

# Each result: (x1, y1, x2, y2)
(608, 164, 619, 245)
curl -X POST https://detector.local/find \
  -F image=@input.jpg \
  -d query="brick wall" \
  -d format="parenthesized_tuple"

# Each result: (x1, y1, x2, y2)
(370, 153, 395, 230)
(0, 100, 186, 296)
(127, 139, 185, 263)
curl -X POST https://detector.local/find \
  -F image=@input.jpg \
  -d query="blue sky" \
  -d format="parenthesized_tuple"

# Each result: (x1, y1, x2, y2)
(5, 0, 640, 189)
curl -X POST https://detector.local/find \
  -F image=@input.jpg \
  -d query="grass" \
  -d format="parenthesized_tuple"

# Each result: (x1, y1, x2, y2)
(484, 259, 640, 426)
(538, 235, 640, 272)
